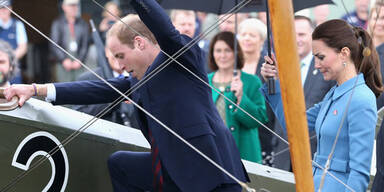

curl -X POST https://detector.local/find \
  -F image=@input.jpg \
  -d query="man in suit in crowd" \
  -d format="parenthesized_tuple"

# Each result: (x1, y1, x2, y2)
(372, 120, 384, 191)
(272, 15, 335, 171)
(170, 9, 212, 74)
(4, 0, 249, 191)
(72, 48, 138, 128)
(170, 9, 196, 39)
(50, 0, 89, 82)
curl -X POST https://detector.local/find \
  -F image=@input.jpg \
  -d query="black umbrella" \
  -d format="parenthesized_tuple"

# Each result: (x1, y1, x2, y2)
(160, 0, 333, 93)
(89, 19, 114, 79)
(159, 0, 334, 14)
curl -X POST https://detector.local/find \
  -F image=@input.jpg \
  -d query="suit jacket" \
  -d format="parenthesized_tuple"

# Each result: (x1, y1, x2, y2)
(71, 68, 138, 128)
(263, 74, 376, 191)
(372, 120, 384, 192)
(375, 43, 384, 109)
(50, 15, 89, 63)
(52, 0, 248, 191)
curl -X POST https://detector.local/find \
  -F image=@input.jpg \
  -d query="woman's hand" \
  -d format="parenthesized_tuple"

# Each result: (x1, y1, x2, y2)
(231, 72, 243, 105)
(260, 55, 278, 82)
(72, 60, 81, 70)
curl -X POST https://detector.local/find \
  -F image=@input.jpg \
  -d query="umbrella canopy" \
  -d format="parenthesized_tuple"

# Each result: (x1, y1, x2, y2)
(159, 0, 334, 14)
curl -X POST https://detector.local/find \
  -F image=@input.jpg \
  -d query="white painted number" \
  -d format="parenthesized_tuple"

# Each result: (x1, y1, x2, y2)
(12, 131, 69, 192)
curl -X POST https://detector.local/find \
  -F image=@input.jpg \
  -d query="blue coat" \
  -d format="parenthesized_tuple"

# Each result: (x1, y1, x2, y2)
(262, 74, 376, 191)
(51, 0, 249, 191)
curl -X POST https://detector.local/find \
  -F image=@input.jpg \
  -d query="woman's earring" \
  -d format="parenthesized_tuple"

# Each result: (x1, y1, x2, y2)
(343, 62, 347, 67)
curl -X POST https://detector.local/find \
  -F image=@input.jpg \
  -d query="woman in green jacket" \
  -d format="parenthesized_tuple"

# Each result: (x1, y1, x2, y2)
(207, 31, 268, 163)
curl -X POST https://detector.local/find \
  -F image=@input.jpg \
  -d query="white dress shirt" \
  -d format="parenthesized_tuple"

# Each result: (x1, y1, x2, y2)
(300, 52, 313, 85)
(45, 71, 130, 102)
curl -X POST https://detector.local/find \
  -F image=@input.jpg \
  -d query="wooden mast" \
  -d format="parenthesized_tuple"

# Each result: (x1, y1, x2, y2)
(268, 0, 314, 191)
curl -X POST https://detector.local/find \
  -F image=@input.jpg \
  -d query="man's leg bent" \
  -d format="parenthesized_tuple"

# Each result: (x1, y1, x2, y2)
(108, 151, 152, 192)
(211, 183, 242, 192)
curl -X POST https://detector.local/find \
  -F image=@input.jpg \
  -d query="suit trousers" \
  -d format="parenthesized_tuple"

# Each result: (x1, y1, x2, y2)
(107, 151, 242, 192)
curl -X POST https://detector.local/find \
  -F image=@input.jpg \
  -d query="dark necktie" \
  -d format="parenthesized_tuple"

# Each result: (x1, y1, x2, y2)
(148, 129, 163, 192)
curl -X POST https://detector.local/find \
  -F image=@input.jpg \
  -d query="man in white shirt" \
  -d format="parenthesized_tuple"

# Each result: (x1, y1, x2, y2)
(0, 0, 27, 60)
(295, 15, 335, 110)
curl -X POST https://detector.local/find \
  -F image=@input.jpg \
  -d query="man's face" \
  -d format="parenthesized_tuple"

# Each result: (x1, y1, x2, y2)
(0, 7, 11, 21)
(106, 36, 149, 80)
(219, 14, 236, 33)
(105, 48, 123, 74)
(355, 0, 370, 14)
(295, 19, 313, 59)
(370, 6, 384, 38)
(173, 13, 196, 38)
(0, 51, 11, 84)
(62, 4, 78, 18)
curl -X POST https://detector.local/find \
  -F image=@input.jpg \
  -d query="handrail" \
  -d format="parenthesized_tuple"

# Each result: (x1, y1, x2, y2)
(0, 88, 18, 111)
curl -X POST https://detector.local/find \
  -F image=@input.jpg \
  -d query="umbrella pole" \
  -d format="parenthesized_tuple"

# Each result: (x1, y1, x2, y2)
(266, 0, 275, 94)
(233, 0, 238, 76)
(268, 0, 314, 191)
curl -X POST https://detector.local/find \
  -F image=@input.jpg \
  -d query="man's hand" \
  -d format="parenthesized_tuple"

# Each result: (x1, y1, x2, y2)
(4, 84, 35, 107)
(62, 58, 73, 71)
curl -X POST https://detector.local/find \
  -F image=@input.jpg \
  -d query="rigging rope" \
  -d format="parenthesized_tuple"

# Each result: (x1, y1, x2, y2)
(0, 0, 258, 191)
(0, 0, 362, 191)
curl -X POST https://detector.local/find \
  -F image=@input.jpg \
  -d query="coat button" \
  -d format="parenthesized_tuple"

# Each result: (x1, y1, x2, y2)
(228, 105, 233, 109)
(230, 126, 235, 131)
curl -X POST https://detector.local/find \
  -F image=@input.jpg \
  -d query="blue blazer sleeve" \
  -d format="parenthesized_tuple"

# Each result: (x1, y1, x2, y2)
(130, 0, 202, 72)
(261, 81, 286, 129)
(131, 0, 184, 53)
(261, 80, 321, 133)
(53, 77, 131, 105)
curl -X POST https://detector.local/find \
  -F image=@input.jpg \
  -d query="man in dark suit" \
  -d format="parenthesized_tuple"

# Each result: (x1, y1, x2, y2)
(4, 0, 249, 191)
(272, 15, 334, 171)
(72, 49, 138, 128)
(372, 120, 384, 192)
(50, 0, 90, 82)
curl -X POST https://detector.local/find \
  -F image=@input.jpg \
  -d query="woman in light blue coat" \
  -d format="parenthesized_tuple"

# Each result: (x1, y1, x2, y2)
(261, 19, 383, 191)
